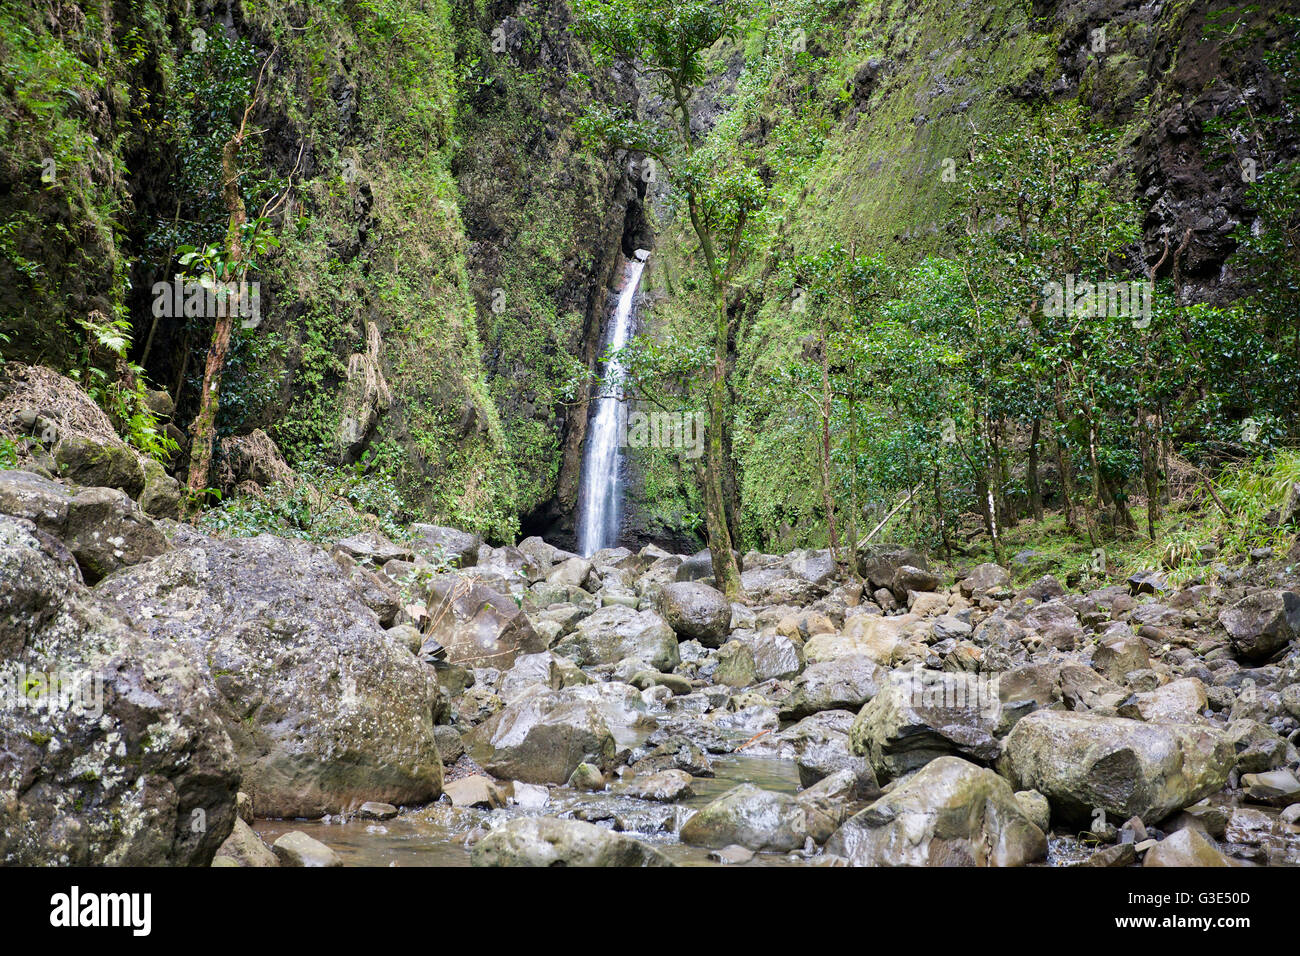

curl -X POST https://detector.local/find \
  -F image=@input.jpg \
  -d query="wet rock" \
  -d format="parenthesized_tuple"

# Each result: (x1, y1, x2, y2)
(1117, 678, 1208, 723)
(554, 605, 680, 671)
(567, 762, 606, 791)
(469, 690, 617, 784)
(825, 757, 1046, 867)
(498, 650, 590, 701)
(708, 844, 754, 864)
(679, 783, 809, 852)
(618, 769, 694, 802)
(214, 819, 279, 867)
(748, 630, 805, 680)
(959, 563, 1011, 598)
(1075, 843, 1138, 867)
(1219, 591, 1300, 661)
(1241, 769, 1300, 807)
(444, 775, 506, 809)
(357, 801, 398, 820)
(1142, 827, 1234, 867)
(715, 640, 757, 687)
(96, 533, 443, 817)
(0, 515, 240, 866)
(409, 524, 481, 567)
(509, 782, 550, 809)
(421, 573, 544, 669)
(630, 736, 713, 777)
(850, 669, 1001, 782)
(779, 655, 884, 720)
(471, 817, 673, 867)
(272, 831, 342, 867)
(1000, 710, 1235, 825)
(658, 581, 732, 646)
(53, 436, 145, 497)
(1225, 719, 1291, 772)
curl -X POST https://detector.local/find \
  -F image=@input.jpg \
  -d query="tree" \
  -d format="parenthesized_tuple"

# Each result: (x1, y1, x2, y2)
(573, 0, 759, 597)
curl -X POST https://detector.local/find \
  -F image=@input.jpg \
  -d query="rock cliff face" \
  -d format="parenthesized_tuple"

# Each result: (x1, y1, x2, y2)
(0, 0, 635, 541)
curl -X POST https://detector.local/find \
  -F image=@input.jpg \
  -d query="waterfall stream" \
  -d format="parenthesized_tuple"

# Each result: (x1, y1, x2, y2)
(576, 252, 648, 556)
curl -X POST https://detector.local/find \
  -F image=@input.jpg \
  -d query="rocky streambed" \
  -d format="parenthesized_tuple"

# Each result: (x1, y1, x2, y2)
(3, 463, 1300, 867)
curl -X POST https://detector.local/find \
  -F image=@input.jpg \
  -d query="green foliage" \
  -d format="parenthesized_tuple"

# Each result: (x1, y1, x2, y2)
(197, 456, 412, 543)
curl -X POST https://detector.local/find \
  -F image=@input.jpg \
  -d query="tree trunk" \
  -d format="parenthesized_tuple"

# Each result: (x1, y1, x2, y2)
(1027, 415, 1043, 521)
(186, 131, 248, 506)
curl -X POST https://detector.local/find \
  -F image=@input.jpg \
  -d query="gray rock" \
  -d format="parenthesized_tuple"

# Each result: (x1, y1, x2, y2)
(272, 831, 342, 867)
(658, 581, 732, 646)
(420, 572, 544, 669)
(469, 690, 617, 784)
(96, 534, 443, 818)
(554, 605, 680, 672)
(849, 669, 1001, 781)
(409, 524, 481, 567)
(0, 515, 240, 866)
(679, 783, 809, 852)
(471, 817, 673, 867)
(214, 819, 279, 867)
(780, 655, 884, 720)
(825, 756, 1046, 867)
(1219, 591, 1300, 661)
(53, 435, 145, 497)
(1000, 710, 1235, 825)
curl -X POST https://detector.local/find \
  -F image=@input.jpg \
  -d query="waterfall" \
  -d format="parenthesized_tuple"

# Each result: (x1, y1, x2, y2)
(576, 252, 649, 556)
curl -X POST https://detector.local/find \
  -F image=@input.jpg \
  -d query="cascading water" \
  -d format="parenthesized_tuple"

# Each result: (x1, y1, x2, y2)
(576, 252, 649, 556)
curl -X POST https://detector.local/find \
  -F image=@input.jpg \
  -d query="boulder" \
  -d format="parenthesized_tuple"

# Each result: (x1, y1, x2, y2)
(214, 819, 278, 867)
(780, 655, 884, 720)
(409, 524, 480, 567)
(271, 831, 342, 867)
(658, 581, 732, 646)
(420, 572, 544, 668)
(554, 605, 680, 671)
(1117, 678, 1208, 723)
(850, 669, 1002, 781)
(0, 515, 240, 866)
(96, 533, 444, 818)
(53, 435, 145, 497)
(548, 557, 594, 589)
(1219, 591, 1300, 661)
(679, 784, 808, 852)
(468, 690, 617, 784)
(1142, 827, 1234, 867)
(826, 757, 1046, 866)
(959, 563, 1011, 598)
(1000, 710, 1235, 825)
(857, 544, 928, 592)
(471, 817, 673, 867)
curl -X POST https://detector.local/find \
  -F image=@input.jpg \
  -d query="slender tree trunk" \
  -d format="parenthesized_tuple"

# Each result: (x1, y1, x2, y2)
(1027, 415, 1043, 521)
(186, 132, 248, 506)
(704, 287, 742, 598)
